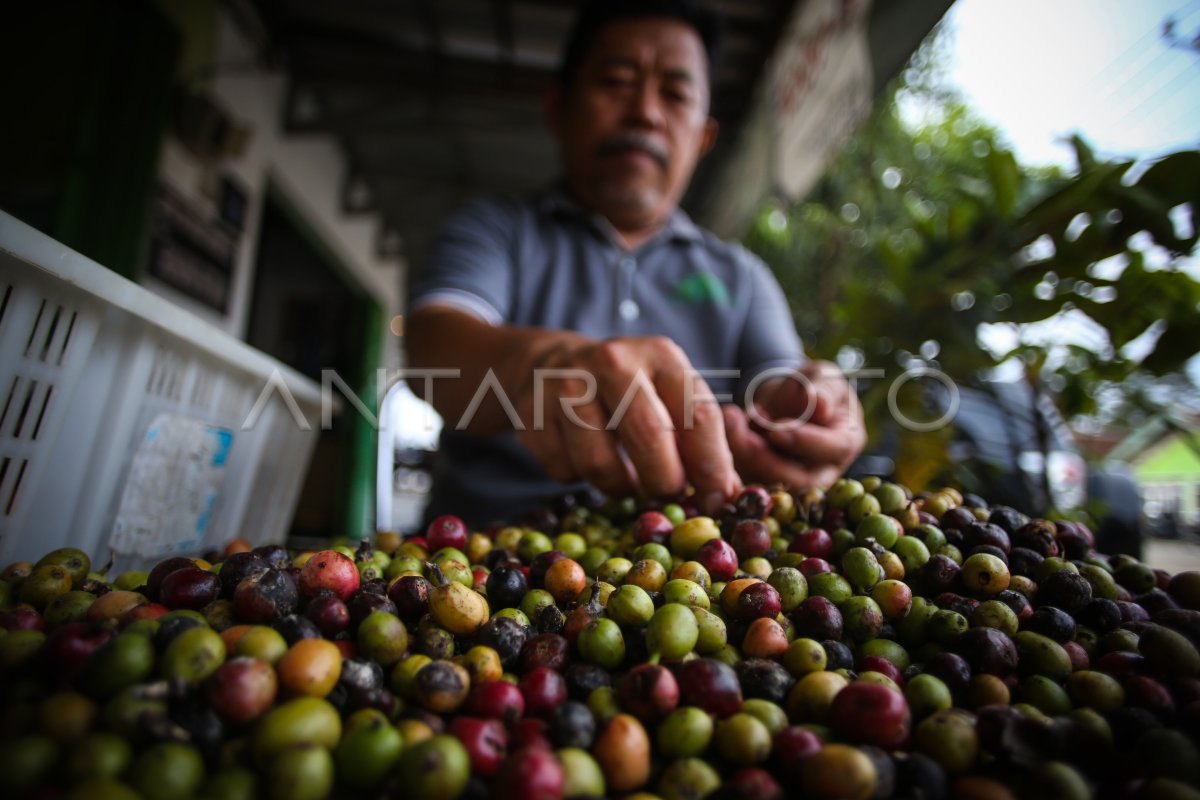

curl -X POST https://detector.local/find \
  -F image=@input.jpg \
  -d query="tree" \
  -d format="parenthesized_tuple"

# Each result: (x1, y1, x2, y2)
(743, 28, 1200, 509)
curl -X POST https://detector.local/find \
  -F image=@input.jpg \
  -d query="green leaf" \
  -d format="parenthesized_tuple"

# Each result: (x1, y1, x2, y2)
(1017, 161, 1131, 236)
(1109, 183, 1186, 251)
(1069, 134, 1097, 173)
(947, 202, 979, 240)
(1140, 315, 1200, 374)
(986, 148, 1020, 217)
(1136, 150, 1200, 207)
(956, 175, 993, 204)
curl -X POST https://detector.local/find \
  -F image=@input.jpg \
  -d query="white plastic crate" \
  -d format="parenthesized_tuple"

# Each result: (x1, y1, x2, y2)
(0, 210, 325, 570)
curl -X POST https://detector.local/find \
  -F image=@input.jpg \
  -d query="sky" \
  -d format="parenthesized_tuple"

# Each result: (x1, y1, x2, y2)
(941, 0, 1200, 385)
(944, 0, 1200, 168)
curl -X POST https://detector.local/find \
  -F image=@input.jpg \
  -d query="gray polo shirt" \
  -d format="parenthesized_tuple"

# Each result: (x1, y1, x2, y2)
(409, 188, 804, 526)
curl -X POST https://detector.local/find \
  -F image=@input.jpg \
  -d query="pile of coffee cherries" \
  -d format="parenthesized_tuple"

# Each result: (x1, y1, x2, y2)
(1, 478, 1199, 800)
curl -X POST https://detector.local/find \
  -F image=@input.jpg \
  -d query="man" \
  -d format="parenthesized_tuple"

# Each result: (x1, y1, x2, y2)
(406, 0, 865, 526)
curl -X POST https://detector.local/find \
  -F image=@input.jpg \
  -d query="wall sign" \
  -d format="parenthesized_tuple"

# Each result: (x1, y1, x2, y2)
(146, 183, 238, 313)
(771, 0, 874, 199)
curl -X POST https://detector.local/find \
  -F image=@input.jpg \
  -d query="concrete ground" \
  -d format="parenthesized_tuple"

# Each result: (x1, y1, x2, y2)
(1142, 536, 1200, 574)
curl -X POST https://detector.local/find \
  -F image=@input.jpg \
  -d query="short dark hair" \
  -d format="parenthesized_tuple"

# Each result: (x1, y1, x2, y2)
(557, 0, 724, 90)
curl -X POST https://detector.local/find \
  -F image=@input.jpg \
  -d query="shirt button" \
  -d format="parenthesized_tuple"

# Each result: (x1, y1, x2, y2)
(620, 256, 636, 271)
(619, 299, 640, 321)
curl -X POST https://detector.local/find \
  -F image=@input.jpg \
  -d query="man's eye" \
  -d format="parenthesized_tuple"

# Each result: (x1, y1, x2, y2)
(599, 73, 635, 87)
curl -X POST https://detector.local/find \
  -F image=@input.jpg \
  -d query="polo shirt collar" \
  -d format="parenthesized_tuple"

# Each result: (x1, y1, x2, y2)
(535, 184, 704, 247)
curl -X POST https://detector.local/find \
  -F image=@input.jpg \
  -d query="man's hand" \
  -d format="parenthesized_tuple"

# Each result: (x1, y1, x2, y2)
(515, 336, 742, 505)
(723, 360, 865, 491)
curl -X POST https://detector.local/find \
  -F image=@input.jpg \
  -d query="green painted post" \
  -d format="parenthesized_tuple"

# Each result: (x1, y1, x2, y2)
(343, 301, 385, 540)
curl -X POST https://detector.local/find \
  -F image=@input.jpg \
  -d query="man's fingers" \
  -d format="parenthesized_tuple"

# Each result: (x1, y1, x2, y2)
(800, 361, 858, 427)
(604, 380, 686, 496)
(519, 366, 633, 492)
(588, 340, 686, 495)
(726, 404, 847, 492)
(752, 445, 842, 492)
(766, 420, 864, 470)
(560, 404, 637, 496)
(752, 362, 865, 470)
(657, 368, 740, 500)
(724, 405, 803, 486)
(723, 404, 762, 466)
(758, 371, 839, 428)
(731, 425, 838, 491)
(524, 336, 748, 501)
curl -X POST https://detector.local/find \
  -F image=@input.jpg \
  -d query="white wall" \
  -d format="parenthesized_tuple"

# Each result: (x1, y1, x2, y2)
(152, 7, 405, 370)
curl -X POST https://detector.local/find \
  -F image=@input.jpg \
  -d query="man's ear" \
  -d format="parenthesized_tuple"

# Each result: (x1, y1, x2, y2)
(700, 117, 719, 158)
(542, 81, 566, 139)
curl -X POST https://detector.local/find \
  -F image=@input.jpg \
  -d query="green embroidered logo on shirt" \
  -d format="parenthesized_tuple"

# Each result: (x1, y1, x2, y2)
(675, 273, 731, 307)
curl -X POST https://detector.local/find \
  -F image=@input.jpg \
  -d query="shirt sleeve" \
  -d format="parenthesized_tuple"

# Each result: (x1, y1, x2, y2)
(734, 248, 806, 404)
(408, 196, 518, 324)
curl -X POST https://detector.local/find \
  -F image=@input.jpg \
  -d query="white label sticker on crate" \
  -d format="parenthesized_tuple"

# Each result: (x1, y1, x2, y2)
(108, 413, 234, 558)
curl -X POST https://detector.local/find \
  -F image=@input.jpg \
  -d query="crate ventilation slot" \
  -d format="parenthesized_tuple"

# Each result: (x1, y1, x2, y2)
(147, 349, 184, 401)
(0, 284, 12, 329)
(0, 456, 28, 517)
(0, 377, 54, 442)
(19, 297, 79, 366)
(190, 368, 214, 409)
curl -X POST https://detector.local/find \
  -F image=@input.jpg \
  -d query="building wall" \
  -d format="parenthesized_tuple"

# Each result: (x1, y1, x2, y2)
(150, 3, 405, 370)
(1134, 433, 1200, 525)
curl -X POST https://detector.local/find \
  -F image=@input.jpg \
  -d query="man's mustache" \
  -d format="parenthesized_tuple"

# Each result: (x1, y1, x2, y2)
(597, 132, 669, 169)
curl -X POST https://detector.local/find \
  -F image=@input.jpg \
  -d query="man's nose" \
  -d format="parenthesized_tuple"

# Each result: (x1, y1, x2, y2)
(625, 80, 665, 128)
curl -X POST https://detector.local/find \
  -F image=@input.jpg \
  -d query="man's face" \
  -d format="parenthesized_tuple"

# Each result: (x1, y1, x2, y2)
(550, 17, 718, 234)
